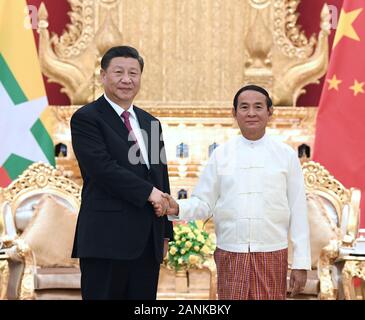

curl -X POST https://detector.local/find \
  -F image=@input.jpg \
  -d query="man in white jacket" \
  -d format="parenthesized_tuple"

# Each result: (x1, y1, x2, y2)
(154, 85, 311, 300)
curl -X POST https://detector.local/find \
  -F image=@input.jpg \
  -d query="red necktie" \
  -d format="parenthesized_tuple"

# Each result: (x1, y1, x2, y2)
(121, 111, 139, 147)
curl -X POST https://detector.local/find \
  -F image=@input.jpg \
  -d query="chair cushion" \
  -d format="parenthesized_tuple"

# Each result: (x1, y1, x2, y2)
(289, 193, 340, 269)
(35, 267, 81, 290)
(35, 289, 82, 300)
(20, 195, 79, 268)
(15, 194, 77, 232)
(14, 196, 38, 232)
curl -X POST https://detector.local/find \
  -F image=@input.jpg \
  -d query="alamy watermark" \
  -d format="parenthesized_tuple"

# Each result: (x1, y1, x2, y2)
(24, 5, 38, 30)
(328, 5, 339, 29)
(126, 120, 235, 176)
(127, 120, 168, 166)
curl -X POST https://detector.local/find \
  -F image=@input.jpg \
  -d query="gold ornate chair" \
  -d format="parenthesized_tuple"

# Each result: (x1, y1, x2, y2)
(291, 161, 361, 299)
(0, 163, 81, 300)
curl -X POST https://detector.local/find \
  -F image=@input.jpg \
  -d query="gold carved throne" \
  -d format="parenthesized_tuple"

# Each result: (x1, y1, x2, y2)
(0, 163, 81, 300)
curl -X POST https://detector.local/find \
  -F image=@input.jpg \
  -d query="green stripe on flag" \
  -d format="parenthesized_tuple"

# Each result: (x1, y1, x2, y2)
(0, 53, 28, 105)
(31, 119, 56, 166)
(3, 154, 33, 180)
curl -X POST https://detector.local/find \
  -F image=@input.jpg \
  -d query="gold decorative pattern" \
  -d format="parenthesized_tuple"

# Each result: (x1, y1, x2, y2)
(272, 4, 331, 105)
(54, 0, 94, 59)
(2, 163, 81, 215)
(342, 259, 365, 300)
(273, 0, 316, 58)
(302, 161, 353, 223)
(0, 260, 9, 300)
(0, 163, 81, 299)
(6, 239, 36, 300)
(38, 0, 329, 106)
(306, 160, 362, 300)
(38, 0, 123, 104)
(318, 239, 340, 300)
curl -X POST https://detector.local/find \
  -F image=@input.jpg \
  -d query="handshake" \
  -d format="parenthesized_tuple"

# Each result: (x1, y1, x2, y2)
(148, 187, 179, 217)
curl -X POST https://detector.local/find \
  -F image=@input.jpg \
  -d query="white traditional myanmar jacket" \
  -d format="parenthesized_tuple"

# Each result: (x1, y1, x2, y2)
(170, 134, 311, 270)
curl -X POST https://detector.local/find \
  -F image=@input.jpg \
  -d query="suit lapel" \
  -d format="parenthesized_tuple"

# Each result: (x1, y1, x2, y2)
(96, 96, 153, 170)
(96, 96, 133, 147)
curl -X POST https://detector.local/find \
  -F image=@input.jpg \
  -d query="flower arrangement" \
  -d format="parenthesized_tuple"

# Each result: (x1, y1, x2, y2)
(166, 221, 216, 271)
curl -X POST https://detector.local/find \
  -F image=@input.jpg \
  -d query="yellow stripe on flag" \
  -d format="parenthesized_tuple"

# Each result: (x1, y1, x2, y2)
(39, 107, 56, 136)
(0, 0, 45, 100)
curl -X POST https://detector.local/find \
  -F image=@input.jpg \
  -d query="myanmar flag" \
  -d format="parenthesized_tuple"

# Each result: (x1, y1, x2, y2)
(313, 0, 365, 227)
(0, 0, 55, 187)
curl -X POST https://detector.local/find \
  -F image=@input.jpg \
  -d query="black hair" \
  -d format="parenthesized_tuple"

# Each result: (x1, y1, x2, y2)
(233, 84, 273, 110)
(101, 46, 144, 72)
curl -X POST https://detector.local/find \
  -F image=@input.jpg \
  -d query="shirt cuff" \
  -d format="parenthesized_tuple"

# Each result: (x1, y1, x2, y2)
(291, 257, 312, 270)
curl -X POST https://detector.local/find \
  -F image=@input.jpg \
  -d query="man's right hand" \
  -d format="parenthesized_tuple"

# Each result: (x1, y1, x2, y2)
(161, 193, 179, 216)
(148, 187, 169, 217)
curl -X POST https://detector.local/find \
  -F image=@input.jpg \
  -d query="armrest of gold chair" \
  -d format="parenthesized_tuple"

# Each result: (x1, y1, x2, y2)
(1, 196, 35, 300)
(317, 187, 361, 300)
(318, 239, 340, 300)
(0, 238, 36, 300)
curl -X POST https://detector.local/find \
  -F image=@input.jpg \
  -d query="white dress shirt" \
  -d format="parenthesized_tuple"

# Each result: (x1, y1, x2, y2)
(169, 134, 311, 270)
(104, 94, 150, 169)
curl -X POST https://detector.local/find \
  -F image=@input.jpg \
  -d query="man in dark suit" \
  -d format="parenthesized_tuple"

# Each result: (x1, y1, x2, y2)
(70, 46, 173, 300)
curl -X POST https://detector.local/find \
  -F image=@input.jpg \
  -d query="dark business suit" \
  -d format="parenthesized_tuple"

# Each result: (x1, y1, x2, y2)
(70, 95, 173, 299)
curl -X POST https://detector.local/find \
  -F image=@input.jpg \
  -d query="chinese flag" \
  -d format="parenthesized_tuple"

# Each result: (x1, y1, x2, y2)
(313, 0, 365, 228)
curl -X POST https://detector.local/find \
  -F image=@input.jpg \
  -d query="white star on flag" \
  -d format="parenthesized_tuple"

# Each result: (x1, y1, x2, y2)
(0, 82, 49, 165)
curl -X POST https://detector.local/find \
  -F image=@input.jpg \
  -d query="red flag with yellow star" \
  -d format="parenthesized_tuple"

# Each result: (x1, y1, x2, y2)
(313, 0, 365, 228)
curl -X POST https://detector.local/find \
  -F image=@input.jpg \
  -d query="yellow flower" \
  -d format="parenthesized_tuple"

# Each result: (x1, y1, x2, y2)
(168, 222, 216, 271)
(195, 221, 204, 229)
(188, 254, 200, 265)
(185, 241, 192, 249)
(201, 245, 210, 255)
(197, 235, 205, 243)
(181, 227, 190, 233)
(209, 233, 216, 240)
(169, 247, 177, 255)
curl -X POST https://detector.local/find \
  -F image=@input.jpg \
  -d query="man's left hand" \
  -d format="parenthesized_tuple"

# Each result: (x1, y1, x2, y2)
(289, 269, 307, 297)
